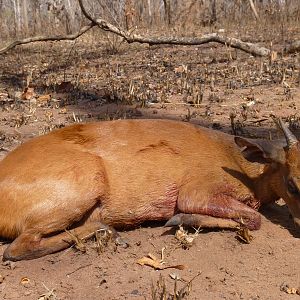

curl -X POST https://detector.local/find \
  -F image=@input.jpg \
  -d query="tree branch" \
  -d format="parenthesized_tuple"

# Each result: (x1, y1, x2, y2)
(78, 0, 270, 57)
(0, 0, 272, 57)
(0, 22, 96, 55)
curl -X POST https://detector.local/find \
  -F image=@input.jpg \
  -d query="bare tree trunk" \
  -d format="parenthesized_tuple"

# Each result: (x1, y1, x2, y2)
(163, 0, 171, 26)
(147, 0, 152, 25)
(248, 0, 259, 20)
(211, 0, 217, 24)
(21, 0, 29, 35)
(65, 0, 76, 34)
(33, 0, 41, 35)
(125, 0, 135, 30)
(13, 0, 21, 37)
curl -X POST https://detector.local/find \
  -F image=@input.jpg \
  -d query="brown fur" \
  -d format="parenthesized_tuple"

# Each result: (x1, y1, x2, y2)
(0, 119, 299, 261)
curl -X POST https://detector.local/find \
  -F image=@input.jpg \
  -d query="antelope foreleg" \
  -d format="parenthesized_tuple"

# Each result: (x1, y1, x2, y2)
(175, 189, 261, 230)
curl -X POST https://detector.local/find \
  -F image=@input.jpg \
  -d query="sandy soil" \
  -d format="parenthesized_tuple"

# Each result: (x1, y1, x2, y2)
(0, 31, 300, 299)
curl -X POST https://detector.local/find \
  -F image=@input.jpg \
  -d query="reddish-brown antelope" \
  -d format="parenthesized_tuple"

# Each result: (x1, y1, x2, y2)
(0, 118, 299, 261)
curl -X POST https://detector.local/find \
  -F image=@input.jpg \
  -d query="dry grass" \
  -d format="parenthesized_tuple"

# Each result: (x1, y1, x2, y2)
(151, 273, 201, 300)
(94, 228, 114, 254)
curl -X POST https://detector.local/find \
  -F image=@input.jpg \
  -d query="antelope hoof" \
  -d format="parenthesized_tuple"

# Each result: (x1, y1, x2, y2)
(164, 214, 185, 227)
(235, 215, 261, 231)
(165, 213, 198, 227)
(2, 249, 14, 262)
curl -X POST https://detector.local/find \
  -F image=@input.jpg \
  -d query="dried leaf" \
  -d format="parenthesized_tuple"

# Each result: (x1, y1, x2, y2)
(174, 65, 188, 74)
(137, 253, 184, 270)
(21, 87, 35, 100)
(37, 94, 51, 104)
(280, 283, 300, 295)
(137, 256, 164, 270)
(147, 252, 159, 261)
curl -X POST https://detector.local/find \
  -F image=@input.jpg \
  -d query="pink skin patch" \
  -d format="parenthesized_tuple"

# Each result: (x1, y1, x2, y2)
(177, 184, 261, 230)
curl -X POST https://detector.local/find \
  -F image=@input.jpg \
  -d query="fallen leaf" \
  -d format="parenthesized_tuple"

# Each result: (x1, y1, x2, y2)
(280, 283, 300, 295)
(137, 256, 164, 269)
(174, 65, 188, 74)
(287, 288, 298, 295)
(149, 252, 159, 260)
(37, 94, 51, 104)
(21, 87, 35, 100)
(137, 253, 184, 270)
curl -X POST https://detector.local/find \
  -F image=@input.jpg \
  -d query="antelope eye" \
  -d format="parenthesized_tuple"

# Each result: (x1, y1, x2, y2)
(287, 179, 299, 195)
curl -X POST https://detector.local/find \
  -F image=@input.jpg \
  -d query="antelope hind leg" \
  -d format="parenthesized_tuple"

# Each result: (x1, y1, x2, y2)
(3, 221, 126, 261)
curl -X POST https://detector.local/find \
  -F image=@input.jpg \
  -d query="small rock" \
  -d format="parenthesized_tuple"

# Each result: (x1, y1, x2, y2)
(131, 289, 139, 295)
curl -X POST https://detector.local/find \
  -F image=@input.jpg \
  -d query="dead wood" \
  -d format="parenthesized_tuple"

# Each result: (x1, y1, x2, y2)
(78, 0, 270, 57)
(0, 22, 96, 55)
(0, 0, 271, 57)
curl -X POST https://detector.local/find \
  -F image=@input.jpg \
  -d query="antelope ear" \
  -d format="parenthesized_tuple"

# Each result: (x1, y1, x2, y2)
(234, 137, 286, 164)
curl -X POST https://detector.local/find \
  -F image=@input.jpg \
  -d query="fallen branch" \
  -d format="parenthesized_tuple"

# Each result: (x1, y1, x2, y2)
(78, 0, 270, 57)
(0, 22, 96, 55)
(0, 0, 272, 57)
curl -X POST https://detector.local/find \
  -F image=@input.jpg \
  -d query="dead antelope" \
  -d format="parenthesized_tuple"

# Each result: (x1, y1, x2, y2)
(0, 119, 299, 261)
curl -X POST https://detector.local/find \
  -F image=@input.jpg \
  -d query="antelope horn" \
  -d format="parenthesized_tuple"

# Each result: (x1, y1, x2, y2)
(275, 118, 298, 148)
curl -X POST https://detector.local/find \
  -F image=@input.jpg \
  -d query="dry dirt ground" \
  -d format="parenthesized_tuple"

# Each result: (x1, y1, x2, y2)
(0, 29, 300, 299)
